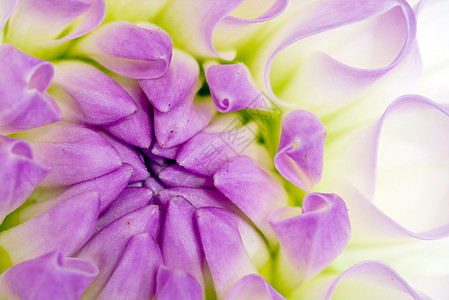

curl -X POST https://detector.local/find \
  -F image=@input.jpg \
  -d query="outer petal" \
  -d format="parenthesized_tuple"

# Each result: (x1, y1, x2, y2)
(0, 44, 61, 135)
(97, 234, 162, 300)
(139, 49, 199, 113)
(0, 0, 17, 30)
(197, 207, 264, 299)
(320, 95, 449, 241)
(20, 123, 122, 187)
(103, 75, 153, 148)
(75, 21, 173, 79)
(0, 136, 50, 222)
(268, 193, 350, 289)
(274, 110, 326, 192)
(225, 274, 286, 300)
(95, 187, 153, 232)
(76, 205, 160, 298)
(0, 191, 100, 265)
(156, 265, 203, 300)
(161, 197, 205, 289)
(206, 63, 267, 113)
(0, 252, 98, 300)
(214, 155, 287, 244)
(52, 61, 137, 126)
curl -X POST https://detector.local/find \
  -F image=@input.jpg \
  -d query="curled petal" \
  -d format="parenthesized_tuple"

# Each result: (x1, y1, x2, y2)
(105, 0, 168, 22)
(325, 261, 429, 300)
(0, 252, 98, 300)
(0, 136, 50, 222)
(156, 265, 203, 300)
(52, 61, 137, 126)
(20, 123, 122, 187)
(274, 110, 326, 192)
(0, 44, 61, 135)
(96, 187, 153, 233)
(103, 76, 153, 148)
(159, 164, 214, 189)
(97, 234, 162, 300)
(161, 197, 204, 289)
(223, 0, 287, 23)
(0, 0, 17, 31)
(75, 21, 173, 79)
(77, 205, 160, 298)
(0, 191, 100, 265)
(214, 155, 288, 244)
(206, 63, 266, 113)
(197, 207, 267, 299)
(140, 49, 199, 113)
(154, 95, 215, 148)
(226, 274, 286, 300)
(269, 193, 350, 288)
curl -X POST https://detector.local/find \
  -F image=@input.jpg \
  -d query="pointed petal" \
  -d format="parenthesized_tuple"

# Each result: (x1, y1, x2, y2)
(96, 187, 153, 232)
(156, 265, 203, 300)
(98, 234, 162, 300)
(196, 207, 259, 299)
(0, 44, 61, 135)
(268, 193, 350, 289)
(154, 95, 215, 148)
(144, 177, 166, 195)
(0, 191, 100, 264)
(225, 274, 286, 300)
(98, 131, 150, 183)
(274, 110, 326, 192)
(20, 123, 122, 187)
(206, 63, 267, 113)
(77, 205, 160, 298)
(161, 197, 205, 288)
(158, 187, 235, 210)
(139, 49, 199, 113)
(52, 61, 137, 126)
(214, 155, 287, 244)
(0, 252, 98, 300)
(103, 75, 153, 148)
(75, 21, 173, 79)
(151, 143, 180, 160)
(0, 136, 50, 222)
(159, 164, 214, 189)
(0, 0, 17, 31)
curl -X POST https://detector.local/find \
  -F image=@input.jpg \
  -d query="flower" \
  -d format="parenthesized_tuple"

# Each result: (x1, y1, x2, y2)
(0, 0, 448, 299)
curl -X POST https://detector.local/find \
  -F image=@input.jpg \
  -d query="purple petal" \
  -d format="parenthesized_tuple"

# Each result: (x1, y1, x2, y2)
(161, 197, 204, 288)
(97, 131, 150, 183)
(196, 207, 258, 299)
(224, 0, 287, 23)
(0, 252, 98, 300)
(274, 110, 326, 192)
(97, 234, 162, 300)
(158, 187, 235, 210)
(0, 136, 50, 222)
(22, 123, 122, 187)
(159, 164, 214, 189)
(103, 76, 153, 148)
(206, 63, 268, 113)
(225, 274, 286, 300)
(154, 94, 215, 148)
(96, 187, 153, 233)
(156, 265, 203, 300)
(75, 21, 173, 79)
(325, 261, 428, 300)
(268, 193, 350, 288)
(140, 49, 199, 113)
(144, 177, 166, 195)
(0, 44, 61, 135)
(0, 191, 100, 265)
(0, 0, 17, 31)
(76, 205, 160, 298)
(151, 143, 180, 159)
(177, 128, 258, 176)
(214, 155, 287, 244)
(52, 61, 137, 126)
